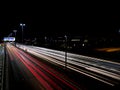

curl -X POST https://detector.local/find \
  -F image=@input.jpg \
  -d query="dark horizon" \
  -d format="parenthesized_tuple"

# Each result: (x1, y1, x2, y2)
(0, 6, 120, 42)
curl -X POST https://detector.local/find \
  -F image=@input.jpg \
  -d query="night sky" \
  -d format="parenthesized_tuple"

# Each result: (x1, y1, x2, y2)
(0, 3, 120, 42)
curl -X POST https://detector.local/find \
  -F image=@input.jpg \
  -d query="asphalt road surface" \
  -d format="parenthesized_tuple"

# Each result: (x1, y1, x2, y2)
(5, 43, 120, 90)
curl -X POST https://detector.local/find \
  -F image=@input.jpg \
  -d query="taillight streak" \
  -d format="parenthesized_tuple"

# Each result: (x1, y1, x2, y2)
(16, 47, 79, 90)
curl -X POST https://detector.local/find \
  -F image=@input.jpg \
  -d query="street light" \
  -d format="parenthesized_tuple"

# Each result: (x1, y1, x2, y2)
(20, 23, 25, 43)
(64, 35, 67, 69)
(13, 30, 17, 46)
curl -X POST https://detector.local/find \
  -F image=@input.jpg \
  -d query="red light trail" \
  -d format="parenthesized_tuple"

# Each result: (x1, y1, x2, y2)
(6, 43, 82, 90)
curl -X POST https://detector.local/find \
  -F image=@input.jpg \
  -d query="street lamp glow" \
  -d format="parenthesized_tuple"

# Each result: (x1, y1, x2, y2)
(20, 23, 25, 26)
(20, 23, 26, 43)
(64, 35, 67, 69)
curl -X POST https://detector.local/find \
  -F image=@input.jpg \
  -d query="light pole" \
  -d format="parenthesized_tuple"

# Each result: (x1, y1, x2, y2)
(64, 35, 67, 69)
(20, 23, 25, 43)
(13, 30, 17, 46)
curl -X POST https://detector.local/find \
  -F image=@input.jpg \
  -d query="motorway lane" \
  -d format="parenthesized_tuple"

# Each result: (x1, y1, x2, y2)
(6, 43, 84, 90)
(6, 45, 41, 90)
(16, 44, 120, 86)
(17, 44, 120, 72)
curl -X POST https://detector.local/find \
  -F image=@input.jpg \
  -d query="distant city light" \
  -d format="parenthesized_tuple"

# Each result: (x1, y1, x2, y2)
(3, 37, 15, 42)
(82, 43, 85, 46)
(71, 39, 80, 41)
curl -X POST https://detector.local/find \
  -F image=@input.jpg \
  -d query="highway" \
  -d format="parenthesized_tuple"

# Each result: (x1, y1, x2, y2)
(6, 43, 84, 90)
(16, 43, 120, 87)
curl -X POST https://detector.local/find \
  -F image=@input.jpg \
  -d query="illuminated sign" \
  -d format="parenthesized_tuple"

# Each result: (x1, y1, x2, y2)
(3, 37, 15, 41)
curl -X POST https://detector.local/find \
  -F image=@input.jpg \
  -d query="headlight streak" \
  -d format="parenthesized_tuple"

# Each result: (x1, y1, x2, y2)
(66, 64, 115, 86)
(18, 44, 120, 77)
(18, 47, 118, 86)
(16, 44, 120, 86)
(28, 50, 65, 66)
(6, 45, 14, 61)
(25, 48, 120, 76)
(18, 44, 120, 70)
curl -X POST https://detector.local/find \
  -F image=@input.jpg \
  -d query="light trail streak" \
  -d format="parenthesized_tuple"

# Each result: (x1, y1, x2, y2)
(7, 43, 82, 90)
(16, 44, 120, 86)
(18, 49, 80, 90)
(13, 51, 54, 90)
(18, 45, 120, 75)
